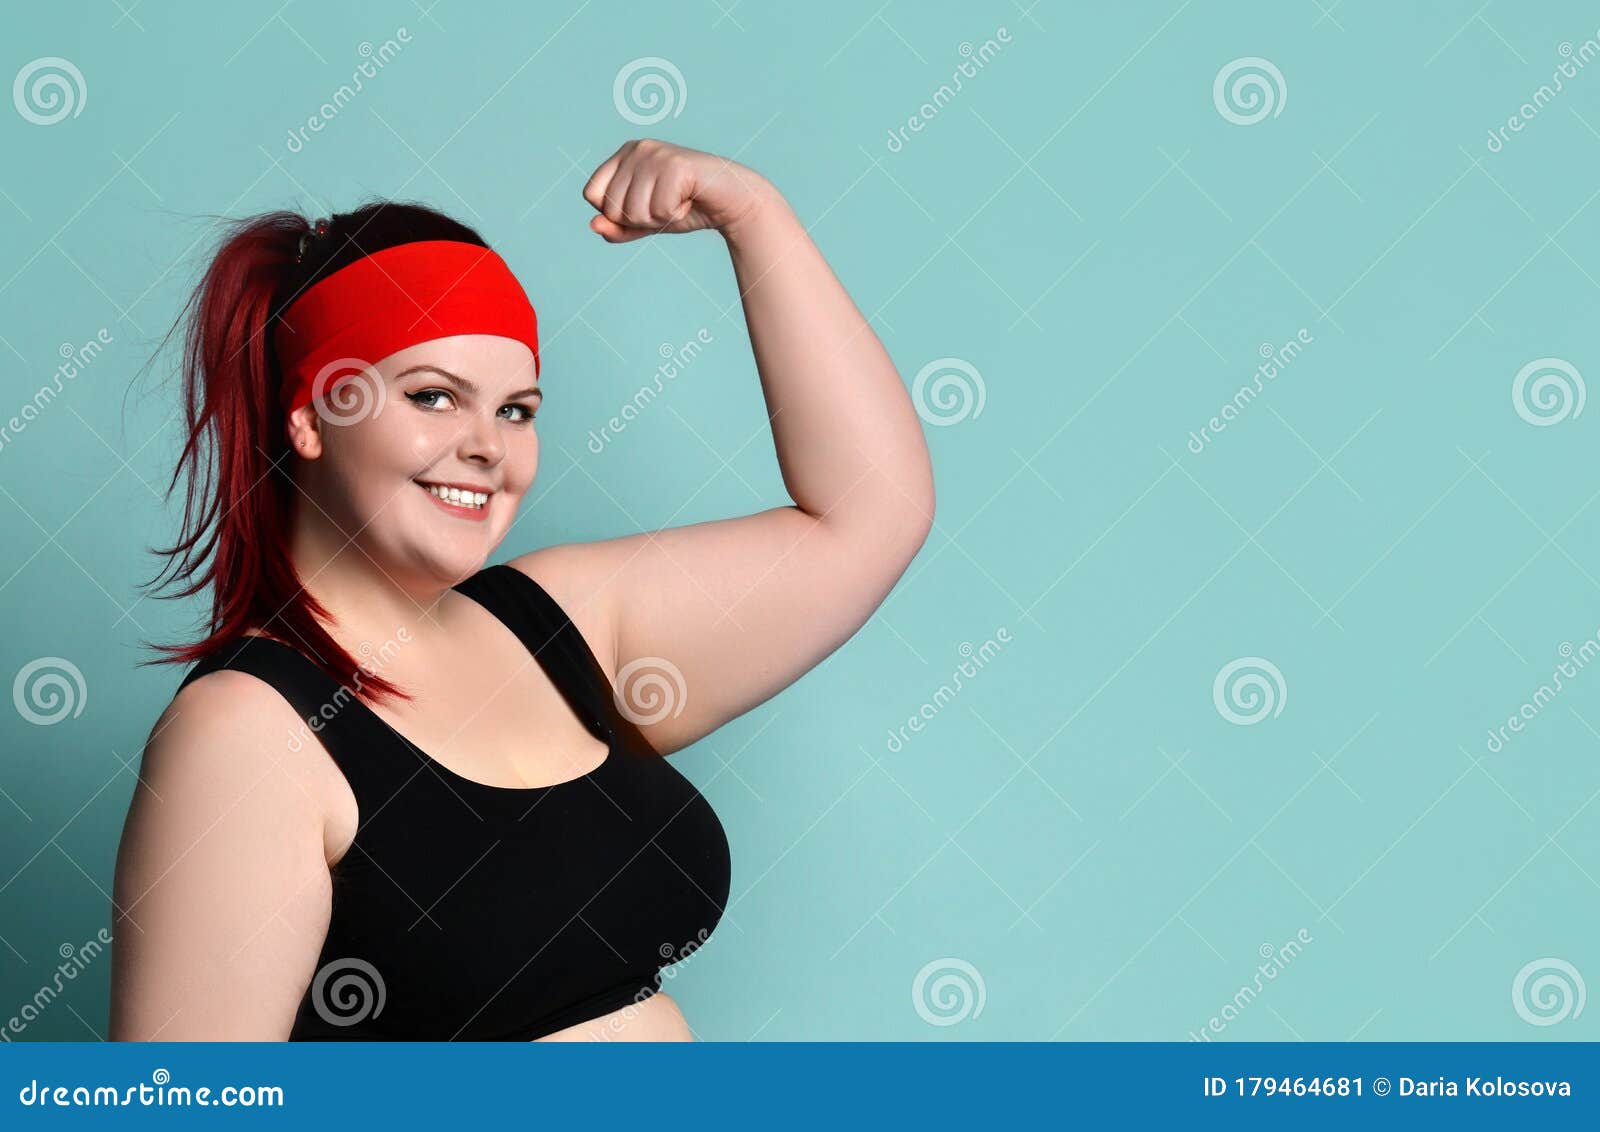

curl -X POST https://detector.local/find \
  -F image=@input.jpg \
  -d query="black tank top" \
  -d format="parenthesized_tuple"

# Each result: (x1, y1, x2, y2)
(175, 563, 731, 1040)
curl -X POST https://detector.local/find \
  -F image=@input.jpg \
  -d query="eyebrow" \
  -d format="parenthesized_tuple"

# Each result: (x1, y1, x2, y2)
(395, 364, 542, 402)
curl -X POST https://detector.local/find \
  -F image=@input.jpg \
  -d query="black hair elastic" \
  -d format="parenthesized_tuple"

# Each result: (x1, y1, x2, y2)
(294, 216, 332, 263)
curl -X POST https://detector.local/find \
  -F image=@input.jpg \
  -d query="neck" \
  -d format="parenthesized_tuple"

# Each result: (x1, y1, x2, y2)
(284, 505, 455, 660)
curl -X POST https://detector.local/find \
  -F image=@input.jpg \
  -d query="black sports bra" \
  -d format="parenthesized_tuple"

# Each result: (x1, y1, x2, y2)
(175, 563, 731, 1040)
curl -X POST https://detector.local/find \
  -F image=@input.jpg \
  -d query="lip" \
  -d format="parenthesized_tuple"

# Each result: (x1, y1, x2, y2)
(414, 479, 493, 522)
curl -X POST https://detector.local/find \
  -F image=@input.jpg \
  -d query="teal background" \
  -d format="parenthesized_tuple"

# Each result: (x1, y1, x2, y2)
(2, 0, 1598, 1041)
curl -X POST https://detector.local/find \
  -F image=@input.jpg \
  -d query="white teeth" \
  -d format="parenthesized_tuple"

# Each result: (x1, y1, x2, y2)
(419, 483, 489, 510)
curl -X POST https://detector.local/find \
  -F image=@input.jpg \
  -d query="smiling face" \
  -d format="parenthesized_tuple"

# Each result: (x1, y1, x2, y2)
(284, 333, 542, 590)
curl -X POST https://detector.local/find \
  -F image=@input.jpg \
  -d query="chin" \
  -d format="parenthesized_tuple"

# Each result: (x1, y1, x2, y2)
(384, 544, 489, 591)
(431, 551, 492, 587)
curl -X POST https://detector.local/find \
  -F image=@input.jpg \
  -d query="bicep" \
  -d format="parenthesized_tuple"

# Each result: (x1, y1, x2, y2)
(519, 505, 929, 756)
(110, 679, 334, 1040)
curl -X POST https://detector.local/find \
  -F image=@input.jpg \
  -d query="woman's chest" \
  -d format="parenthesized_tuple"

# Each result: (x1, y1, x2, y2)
(363, 629, 612, 791)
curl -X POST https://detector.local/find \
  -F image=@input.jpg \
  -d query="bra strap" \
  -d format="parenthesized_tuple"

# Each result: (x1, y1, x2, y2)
(177, 635, 407, 809)
(453, 563, 619, 740)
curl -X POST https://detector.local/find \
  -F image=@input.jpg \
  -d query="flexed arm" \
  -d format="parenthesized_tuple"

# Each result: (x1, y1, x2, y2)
(517, 139, 934, 755)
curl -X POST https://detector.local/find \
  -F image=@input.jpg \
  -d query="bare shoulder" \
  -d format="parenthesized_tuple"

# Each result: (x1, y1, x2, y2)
(150, 668, 320, 790)
(110, 667, 346, 1039)
(504, 544, 622, 679)
(139, 667, 355, 856)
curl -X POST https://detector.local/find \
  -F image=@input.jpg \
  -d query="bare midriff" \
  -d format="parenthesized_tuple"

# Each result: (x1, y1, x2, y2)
(533, 990, 694, 1042)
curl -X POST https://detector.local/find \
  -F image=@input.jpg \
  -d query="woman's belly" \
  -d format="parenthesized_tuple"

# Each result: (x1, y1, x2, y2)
(533, 990, 694, 1042)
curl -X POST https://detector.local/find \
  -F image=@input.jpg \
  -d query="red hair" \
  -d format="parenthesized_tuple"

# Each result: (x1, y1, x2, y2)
(139, 210, 416, 704)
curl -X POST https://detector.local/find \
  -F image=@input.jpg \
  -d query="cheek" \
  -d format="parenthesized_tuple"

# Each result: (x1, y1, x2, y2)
(505, 430, 540, 490)
(349, 411, 446, 472)
(400, 422, 447, 467)
(321, 418, 429, 509)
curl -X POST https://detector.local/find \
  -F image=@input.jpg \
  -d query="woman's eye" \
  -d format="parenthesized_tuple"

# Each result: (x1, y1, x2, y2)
(406, 389, 454, 411)
(408, 389, 535, 423)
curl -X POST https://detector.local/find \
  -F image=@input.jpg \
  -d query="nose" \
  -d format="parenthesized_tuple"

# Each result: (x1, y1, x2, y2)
(457, 406, 505, 466)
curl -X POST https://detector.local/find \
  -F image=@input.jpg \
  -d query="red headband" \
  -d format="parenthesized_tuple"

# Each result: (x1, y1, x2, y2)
(273, 239, 540, 416)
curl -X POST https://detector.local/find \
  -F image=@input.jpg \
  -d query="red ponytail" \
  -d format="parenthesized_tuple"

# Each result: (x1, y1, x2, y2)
(138, 211, 409, 705)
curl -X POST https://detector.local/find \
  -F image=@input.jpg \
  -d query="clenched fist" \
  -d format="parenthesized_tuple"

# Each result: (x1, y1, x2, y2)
(582, 138, 773, 243)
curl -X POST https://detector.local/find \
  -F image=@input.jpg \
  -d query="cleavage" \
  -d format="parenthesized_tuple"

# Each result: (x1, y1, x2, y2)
(364, 630, 609, 790)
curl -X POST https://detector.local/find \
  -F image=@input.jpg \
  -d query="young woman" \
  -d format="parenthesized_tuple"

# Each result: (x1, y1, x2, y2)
(108, 138, 935, 1041)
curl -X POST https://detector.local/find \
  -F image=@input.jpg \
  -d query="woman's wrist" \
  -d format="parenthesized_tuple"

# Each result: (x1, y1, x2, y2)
(718, 173, 794, 250)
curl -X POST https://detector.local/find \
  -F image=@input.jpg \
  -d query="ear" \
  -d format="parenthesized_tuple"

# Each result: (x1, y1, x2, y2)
(286, 403, 324, 459)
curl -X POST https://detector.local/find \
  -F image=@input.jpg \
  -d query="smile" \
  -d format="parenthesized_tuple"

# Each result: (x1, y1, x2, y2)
(415, 480, 492, 519)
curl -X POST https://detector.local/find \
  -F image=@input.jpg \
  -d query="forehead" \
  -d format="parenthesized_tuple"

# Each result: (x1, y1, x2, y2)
(378, 334, 537, 383)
